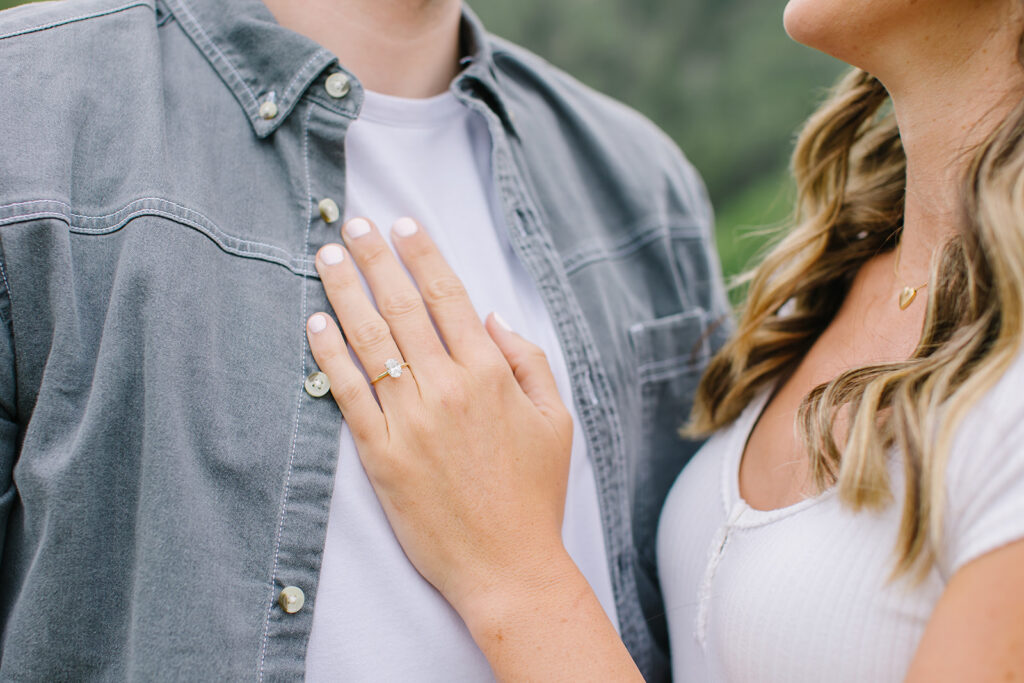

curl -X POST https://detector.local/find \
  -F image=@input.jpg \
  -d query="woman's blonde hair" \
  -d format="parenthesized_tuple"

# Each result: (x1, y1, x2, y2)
(687, 32, 1024, 577)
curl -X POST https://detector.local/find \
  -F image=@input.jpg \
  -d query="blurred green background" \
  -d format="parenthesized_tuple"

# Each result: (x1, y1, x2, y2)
(0, 0, 844, 285)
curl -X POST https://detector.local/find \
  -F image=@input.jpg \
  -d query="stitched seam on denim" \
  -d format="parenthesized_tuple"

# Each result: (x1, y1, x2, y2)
(563, 228, 662, 275)
(526, 215, 646, 662)
(257, 103, 313, 682)
(4, 196, 262, 231)
(0, 202, 317, 276)
(518, 162, 629, 612)
(280, 50, 332, 110)
(561, 220, 702, 276)
(488, 103, 616, 555)
(0, 211, 67, 225)
(169, 0, 259, 113)
(0, 199, 68, 212)
(496, 127, 641, 653)
(637, 348, 710, 372)
(73, 208, 294, 265)
(477, 97, 645, 666)
(72, 206, 285, 253)
(633, 308, 705, 333)
(0, 1, 150, 42)
(633, 316, 711, 379)
(587, 328, 645, 665)
(2, 198, 288, 256)
(640, 362, 706, 384)
(1, 197, 236, 225)
(590, 215, 701, 256)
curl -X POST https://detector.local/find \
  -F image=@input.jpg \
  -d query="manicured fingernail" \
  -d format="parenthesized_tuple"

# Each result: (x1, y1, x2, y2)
(392, 217, 419, 237)
(308, 313, 328, 334)
(319, 243, 345, 265)
(345, 218, 372, 239)
(493, 312, 512, 331)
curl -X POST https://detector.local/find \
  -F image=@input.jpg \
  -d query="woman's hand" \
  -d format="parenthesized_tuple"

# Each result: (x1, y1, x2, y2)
(304, 216, 576, 616)
(305, 217, 641, 680)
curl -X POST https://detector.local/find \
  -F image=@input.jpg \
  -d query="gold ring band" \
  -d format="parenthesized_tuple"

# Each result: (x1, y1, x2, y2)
(371, 358, 411, 384)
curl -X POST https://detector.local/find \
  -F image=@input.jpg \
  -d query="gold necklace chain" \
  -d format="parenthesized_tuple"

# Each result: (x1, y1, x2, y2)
(894, 240, 928, 310)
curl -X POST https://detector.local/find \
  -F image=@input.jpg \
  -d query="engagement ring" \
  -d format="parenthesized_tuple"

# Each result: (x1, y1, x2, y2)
(371, 358, 411, 385)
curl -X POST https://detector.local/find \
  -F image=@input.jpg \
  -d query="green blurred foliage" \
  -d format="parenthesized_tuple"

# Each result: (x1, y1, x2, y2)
(0, 0, 845, 286)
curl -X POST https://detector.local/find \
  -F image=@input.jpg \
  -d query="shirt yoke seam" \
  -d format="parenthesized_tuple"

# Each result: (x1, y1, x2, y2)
(562, 218, 704, 275)
(0, 1, 151, 43)
(0, 198, 317, 276)
(0, 197, 283, 250)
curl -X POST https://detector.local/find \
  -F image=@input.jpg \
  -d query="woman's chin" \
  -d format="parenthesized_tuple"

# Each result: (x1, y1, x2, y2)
(784, 1, 837, 52)
(786, 0, 872, 62)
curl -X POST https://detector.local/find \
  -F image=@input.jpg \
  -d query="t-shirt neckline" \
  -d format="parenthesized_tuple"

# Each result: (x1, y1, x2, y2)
(357, 89, 466, 128)
(722, 387, 835, 528)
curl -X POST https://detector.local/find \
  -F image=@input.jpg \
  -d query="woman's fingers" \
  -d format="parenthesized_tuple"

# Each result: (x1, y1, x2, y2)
(485, 313, 572, 436)
(389, 218, 501, 365)
(339, 218, 448, 368)
(313, 240, 418, 402)
(306, 312, 387, 444)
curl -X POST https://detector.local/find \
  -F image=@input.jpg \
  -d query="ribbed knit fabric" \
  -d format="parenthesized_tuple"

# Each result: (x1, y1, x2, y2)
(658, 353, 1024, 681)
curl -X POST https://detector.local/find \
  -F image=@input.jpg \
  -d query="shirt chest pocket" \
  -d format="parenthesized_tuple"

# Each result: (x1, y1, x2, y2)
(629, 308, 712, 418)
(626, 308, 714, 552)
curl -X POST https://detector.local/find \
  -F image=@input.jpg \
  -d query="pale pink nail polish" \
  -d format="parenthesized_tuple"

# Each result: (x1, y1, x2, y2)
(493, 312, 512, 331)
(392, 217, 418, 237)
(345, 218, 371, 239)
(308, 314, 328, 334)
(319, 244, 344, 265)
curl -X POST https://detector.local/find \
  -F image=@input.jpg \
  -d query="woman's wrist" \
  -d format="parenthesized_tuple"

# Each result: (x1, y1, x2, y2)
(449, 542, 642, 681)
(447, 540, 584, 642)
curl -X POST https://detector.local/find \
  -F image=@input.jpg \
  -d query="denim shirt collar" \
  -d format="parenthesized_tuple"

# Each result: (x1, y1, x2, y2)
(163, 0, 514, 138)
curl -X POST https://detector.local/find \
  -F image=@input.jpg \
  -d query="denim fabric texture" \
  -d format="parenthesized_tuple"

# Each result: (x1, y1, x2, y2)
(0, 0, 731, 679)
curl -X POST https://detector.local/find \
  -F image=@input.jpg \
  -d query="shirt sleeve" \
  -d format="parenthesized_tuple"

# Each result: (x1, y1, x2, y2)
(940, 398, 1024, 578)
(0, 260, 17, 565)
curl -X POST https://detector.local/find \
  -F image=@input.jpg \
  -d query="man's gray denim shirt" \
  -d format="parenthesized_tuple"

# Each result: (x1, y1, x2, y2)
(0, 0, 731, 679)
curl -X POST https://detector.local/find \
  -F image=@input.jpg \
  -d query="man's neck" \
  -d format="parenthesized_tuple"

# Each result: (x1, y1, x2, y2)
(262, 0, 463, 98)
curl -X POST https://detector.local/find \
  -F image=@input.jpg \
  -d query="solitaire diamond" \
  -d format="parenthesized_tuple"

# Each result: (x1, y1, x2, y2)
(385, 358, 404, 378)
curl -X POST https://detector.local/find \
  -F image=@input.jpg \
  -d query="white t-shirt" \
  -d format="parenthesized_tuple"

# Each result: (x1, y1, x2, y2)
(657, 353, 1024, 682)
(304, 89, 618, 680)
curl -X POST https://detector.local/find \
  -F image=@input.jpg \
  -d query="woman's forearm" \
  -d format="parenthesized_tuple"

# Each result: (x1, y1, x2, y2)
(455, 548, 643, 682)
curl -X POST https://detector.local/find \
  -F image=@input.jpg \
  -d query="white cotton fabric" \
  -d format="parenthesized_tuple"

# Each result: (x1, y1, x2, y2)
(304, 89, 618, 681)
(657, 352, 1024, 682)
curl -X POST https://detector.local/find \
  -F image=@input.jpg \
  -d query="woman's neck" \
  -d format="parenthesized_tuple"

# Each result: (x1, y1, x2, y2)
(261, 0, 463, 98)
(883, 4, 1024, 281)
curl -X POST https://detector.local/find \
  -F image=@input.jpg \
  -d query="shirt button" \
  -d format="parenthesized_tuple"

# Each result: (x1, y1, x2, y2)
(258, 100, 278, 120)
(304, 371, 330, 397)
(318, 198, 340, 224)
(278, 586, 305, 614)
(324, 72, 351, 99)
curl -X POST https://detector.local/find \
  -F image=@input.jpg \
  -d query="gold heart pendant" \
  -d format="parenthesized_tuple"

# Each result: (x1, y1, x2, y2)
(898, 286, 917, 310)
